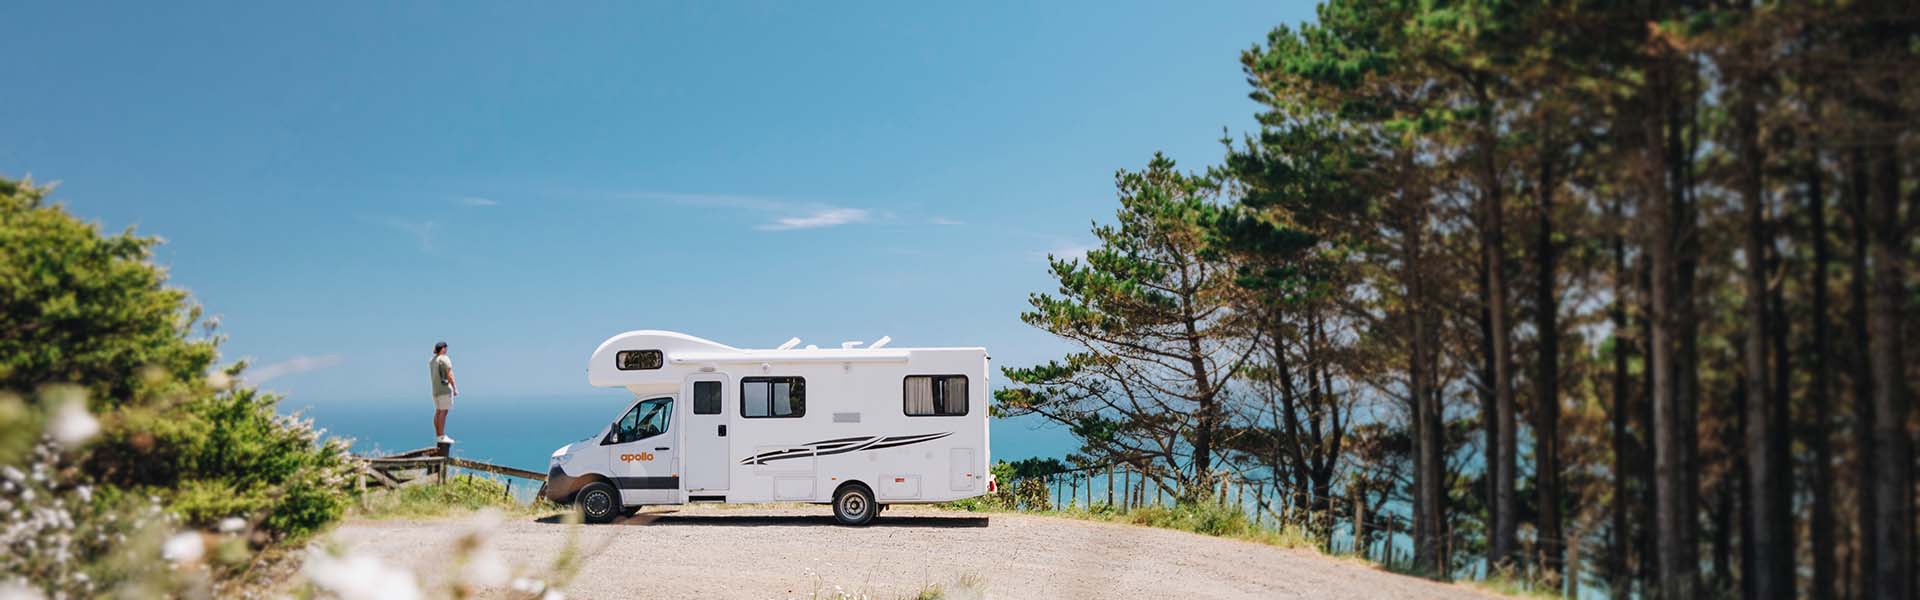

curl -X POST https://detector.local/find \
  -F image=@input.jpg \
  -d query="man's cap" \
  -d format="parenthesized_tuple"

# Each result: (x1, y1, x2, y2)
(434, 341, 448, 353)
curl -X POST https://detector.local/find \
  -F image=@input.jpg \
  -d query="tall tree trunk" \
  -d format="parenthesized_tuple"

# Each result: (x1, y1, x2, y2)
(1864, 124, 1910, 600)
(1410, 198, 1447, 578)
(1609, 197, 1633, 600)
(1478, 258, 1501, 557)
(1768, 223, 1796, 600)
(1533, 154, 1563, 576)
(1738, 375, 1757, 600)
(1846, 147, 1875, 599)
(1180, 263, 1217, 500)
(1737, 75, 1790, 600)
(1674, 95, 1703, 600)
(1483, 117, 1519, 570)
(1806, 142, 1836, 600)
(1649, 49, 1698, 599)
(1636, 253, 1660, 595)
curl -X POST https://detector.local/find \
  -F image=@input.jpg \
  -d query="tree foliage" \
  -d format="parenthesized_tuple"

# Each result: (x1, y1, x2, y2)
(0, 177, 353, 543)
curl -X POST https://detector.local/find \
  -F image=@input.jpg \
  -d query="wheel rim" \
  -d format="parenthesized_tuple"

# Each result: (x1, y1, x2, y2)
(841, 492, 867, 519)
(584, 490, 611, 517)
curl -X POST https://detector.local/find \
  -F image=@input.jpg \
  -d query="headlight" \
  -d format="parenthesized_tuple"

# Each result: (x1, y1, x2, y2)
(550, 451, 572, 466)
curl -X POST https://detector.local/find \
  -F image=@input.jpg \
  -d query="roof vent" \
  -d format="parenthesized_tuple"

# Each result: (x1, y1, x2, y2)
(868, 336, 893, 349)
(776, 337, 801, 350)
(840, 340, 864, 349)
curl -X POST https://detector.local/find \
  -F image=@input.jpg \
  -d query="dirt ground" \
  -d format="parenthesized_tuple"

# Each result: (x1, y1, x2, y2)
(331, 505, 1501, 599)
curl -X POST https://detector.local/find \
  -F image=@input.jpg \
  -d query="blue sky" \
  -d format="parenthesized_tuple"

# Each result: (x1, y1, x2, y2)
(2, 2, 1315, 453)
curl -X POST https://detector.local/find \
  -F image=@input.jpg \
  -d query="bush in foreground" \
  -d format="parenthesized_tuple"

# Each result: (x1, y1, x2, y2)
(1, 177, 360, 595)
(354, 476, 555, 520)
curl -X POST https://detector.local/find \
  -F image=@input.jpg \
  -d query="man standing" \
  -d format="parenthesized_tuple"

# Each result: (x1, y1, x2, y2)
(429, 341, 458, 444)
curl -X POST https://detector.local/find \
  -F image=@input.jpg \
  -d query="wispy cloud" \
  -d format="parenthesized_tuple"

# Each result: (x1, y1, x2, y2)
(756, 207, 872, 231)
(457, 196, 498, 207)
(627, 191, 873, 232)
(245, 354, 345, 385)
(929, 217, 965, 226)
(367, 217, 439, 254)
(1037, 240, 1096, 263)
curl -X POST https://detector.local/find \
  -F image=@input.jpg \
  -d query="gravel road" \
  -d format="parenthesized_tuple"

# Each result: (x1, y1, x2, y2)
(331, 505, 1500, 599)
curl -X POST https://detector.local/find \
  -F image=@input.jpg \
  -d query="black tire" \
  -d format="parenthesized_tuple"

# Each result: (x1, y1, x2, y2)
(575, 481, 620, 524)
(832, 484, 876, 526)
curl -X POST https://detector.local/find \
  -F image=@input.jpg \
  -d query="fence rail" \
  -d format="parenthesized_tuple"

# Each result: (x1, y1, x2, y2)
(351, 445, 546, 495)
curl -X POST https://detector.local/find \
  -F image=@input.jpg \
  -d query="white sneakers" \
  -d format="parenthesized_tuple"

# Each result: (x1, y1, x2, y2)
(436, 435, 455, 444)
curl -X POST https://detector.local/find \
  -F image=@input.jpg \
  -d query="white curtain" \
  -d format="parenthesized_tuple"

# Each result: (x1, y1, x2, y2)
(940, 377, 968, 415)
(905, 376, 936, 415)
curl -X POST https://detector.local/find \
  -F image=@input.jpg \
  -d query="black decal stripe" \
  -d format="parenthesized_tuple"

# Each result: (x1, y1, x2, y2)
(739, 448, 814, 465)
(812, 440, 869, 450)
(866, 432, 955, 450)
(812, 436, 889, 457)
(810, 436, 873, 445)
(738, 432, 955, 464)
(613, 476, 679, 490)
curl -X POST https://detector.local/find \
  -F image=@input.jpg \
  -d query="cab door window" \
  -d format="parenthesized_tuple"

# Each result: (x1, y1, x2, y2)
(605, 397, 673, 444)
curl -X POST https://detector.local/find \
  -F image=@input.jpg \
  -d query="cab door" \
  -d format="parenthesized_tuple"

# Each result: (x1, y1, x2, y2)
(603, 396, 680, 504)
(683, 374, 730, 492)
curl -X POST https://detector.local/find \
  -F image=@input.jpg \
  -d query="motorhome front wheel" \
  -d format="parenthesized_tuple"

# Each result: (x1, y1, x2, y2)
(576, 481, 619, 524)
(833, 484, 876, 526)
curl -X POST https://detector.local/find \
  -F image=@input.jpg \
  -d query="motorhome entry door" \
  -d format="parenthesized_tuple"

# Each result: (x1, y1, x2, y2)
(683, 374, 731, 492)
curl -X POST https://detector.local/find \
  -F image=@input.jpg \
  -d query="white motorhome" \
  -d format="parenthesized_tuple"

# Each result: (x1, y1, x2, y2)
(542, 330, 993, 525)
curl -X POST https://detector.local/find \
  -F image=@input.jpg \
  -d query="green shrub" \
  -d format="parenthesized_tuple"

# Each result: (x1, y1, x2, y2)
(354, 475, 551, 520)
(1, 176, 355, 545)
(0, 177, 217, 417)
(945, 461, 1052, 512)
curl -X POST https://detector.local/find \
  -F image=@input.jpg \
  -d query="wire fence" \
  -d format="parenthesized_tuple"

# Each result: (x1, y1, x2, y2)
(992, 459, 1587, 596)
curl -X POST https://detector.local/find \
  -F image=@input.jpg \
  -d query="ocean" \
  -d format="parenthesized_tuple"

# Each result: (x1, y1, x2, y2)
(283, 392, 1079, 479)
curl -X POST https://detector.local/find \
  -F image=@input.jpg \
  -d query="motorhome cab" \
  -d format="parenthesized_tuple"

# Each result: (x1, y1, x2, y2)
(543, 330, 993, 525)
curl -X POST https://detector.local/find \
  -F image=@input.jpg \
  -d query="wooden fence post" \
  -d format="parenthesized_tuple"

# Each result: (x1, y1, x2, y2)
(1106, 465, 1114, 508)
(1237, 482, 1247, 521)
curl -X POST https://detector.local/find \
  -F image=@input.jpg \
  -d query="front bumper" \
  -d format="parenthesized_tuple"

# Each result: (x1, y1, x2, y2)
(544, 466, 585, 503)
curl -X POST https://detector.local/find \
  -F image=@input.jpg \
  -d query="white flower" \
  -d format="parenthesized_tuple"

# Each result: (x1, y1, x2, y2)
(218, 517, 246, 534)
(457, 509, 510, 587)
(74, 486, 90, 503)
(0, 581, 45, 600)
(46, 390, 98, 447)
(461, 548, 510, 588)
(510, 578, 547, 594)
(540, 590, 566, 600)
(303, 550, 422, 600)
(1, 467, 22, 484)
(161, 532, 204, 563)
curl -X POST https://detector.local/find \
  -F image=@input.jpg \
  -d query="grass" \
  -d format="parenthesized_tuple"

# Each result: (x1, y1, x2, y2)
(351, 473, 559, 520)
(936, 499, 1532, 598)
(1467, 573, 1563, 599)
(941, 497, 1318, 550)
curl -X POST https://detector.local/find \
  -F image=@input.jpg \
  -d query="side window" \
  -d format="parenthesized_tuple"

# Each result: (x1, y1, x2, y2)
(741, 377, 805, 418)
(606, 397, 673, 443)
(693, 381, 722, 415)
(616, 350, 663, 370)
(904, 375, 969, 416)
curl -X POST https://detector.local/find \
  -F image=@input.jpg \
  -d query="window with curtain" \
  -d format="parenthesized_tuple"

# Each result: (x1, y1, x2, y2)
(903, 375, 968, 416)
(741, 377, 805, 418)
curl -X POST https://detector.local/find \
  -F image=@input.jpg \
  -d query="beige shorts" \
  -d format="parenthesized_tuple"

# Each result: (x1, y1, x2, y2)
(433, 394, 453, 411)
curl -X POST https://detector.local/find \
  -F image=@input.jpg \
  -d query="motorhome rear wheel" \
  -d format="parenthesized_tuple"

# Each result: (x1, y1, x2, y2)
(833, 483, 876, 526)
